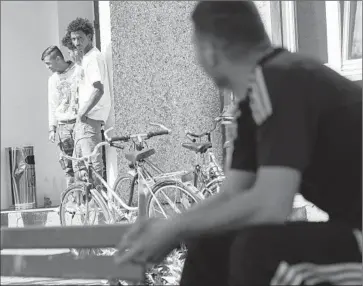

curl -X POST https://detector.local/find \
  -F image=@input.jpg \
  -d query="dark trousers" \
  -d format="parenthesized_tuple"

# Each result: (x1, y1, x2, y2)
(180, 222, 362, 286)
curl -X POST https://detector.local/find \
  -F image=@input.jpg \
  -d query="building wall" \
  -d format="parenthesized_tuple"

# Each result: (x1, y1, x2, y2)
(1, 1, 94, 210)
(110, 1, 222, 175)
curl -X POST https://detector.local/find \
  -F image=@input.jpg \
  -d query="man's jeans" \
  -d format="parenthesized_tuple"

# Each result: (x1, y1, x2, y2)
(72, 117, 104, 184)
(57, 123, 76, 187)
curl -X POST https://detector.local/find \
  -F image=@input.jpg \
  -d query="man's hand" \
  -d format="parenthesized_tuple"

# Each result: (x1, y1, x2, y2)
(114, 218, 180, 265)
(49, 130, 56, 143)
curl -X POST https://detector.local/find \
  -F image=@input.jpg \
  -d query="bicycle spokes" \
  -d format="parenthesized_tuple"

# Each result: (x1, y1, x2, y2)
(148, 185, 198, 219)
(62, 189, 108, 226)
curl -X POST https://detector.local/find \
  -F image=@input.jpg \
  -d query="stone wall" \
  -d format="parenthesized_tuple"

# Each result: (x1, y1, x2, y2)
(110, 1, 222, 175)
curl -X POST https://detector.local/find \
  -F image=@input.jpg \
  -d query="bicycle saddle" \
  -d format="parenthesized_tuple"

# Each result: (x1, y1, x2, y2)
(182, 142, 212, 154)
(125, 148, 155, 164)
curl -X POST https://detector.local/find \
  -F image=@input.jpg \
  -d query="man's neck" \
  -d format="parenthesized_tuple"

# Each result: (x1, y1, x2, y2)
(83, 44, 94, 56)
(228, 46, 275, 101)
(57, 61, 72, 74)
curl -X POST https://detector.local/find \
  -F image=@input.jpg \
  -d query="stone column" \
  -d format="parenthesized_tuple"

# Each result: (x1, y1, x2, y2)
(110, 1, 222, 175)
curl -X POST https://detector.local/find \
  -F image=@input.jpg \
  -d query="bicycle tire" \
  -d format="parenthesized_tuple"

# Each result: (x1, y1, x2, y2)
(146, 180, 201, 219)
(59, 183, 114, 257)
(60, 183, 113, 224)
(113, 173, 138, 207)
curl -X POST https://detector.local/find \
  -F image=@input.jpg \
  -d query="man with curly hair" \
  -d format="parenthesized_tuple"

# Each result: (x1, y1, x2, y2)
(41, 45, 83, 187)
(66, 17, 111, 184)
(61, 33, 83, 65)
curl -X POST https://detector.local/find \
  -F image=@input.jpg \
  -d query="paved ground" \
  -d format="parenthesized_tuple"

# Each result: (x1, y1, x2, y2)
(1, 210, 110, 285)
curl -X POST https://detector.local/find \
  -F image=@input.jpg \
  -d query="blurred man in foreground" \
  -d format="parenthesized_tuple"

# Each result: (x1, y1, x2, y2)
(115, 2, 362, 285)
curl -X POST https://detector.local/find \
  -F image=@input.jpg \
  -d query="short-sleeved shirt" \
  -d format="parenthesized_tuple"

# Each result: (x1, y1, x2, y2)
(48, 62, 82, 127)
(78, 47, 111, 123)
(231, 48, 362, 228)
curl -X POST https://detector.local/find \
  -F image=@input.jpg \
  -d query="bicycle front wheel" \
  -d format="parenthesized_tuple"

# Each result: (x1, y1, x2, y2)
(113, 172, 138, 207)
(146, 180, 201, 219)
(59, 183, 114, 257)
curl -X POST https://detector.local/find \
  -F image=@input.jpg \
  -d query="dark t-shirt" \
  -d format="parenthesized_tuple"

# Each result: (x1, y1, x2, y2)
(231, 48, 362, 228)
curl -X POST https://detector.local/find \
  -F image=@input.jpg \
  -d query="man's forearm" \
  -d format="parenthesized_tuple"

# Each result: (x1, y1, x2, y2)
(187, 190, 231, 215)
(184, 171, 255, 216)
(174, 190, 277, 240)
(78, 88, 103, 116)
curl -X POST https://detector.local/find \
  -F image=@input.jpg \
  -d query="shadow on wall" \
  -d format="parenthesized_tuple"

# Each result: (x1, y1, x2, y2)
(110, 1, 223, 175)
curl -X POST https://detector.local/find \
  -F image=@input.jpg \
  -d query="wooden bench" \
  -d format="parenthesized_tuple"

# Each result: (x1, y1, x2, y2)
(1, 224, 146, 284)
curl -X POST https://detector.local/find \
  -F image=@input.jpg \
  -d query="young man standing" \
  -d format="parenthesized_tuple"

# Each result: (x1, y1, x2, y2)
(42, 46, 83, 187)
(66, 18, 111, 184)
(114, 2, 362, 285)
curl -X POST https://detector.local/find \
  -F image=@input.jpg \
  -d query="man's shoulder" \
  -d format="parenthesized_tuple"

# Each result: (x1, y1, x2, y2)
(247, 50, 320, 125)
(261, 49, 320, 79)
(83, 47, 104, 63)
(261, 49, 361, 101)
(48, 72, 59, 84)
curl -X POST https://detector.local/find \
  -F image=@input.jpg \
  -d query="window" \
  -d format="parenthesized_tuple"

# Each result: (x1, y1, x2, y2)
(295, 1, 329, 63)
(342, 1, 362, 61)
(326, 1, 362, 81)
(268, 1, 362, 81)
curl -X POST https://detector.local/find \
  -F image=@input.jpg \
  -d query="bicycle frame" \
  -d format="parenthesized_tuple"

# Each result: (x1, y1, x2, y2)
(127, 135, 185, 180)
(191, 148, 224, 192)
(83, 150, 190, 222)
(184, 118, 230, 196)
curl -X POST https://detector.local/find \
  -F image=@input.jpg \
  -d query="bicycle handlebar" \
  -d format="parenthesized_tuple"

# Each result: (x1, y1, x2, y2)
(60, 141, 110, 162)
(105, 122, 171, 143)
(61, 123, 171, 162)
(185, 115, 234, 139)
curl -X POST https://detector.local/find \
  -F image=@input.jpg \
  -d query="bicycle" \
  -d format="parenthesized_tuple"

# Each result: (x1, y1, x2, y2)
(113, 115, 233, 209)
(181, 115, 233, 199)
(59, 124, 201, 231)
(111, 124, 197, 209)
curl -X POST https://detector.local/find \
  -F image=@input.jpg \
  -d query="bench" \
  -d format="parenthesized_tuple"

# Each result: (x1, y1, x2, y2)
(1, 224, 146, 284)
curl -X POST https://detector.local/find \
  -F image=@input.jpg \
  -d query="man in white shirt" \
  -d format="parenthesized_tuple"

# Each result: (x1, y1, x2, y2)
(41, 45, 82, 187)
(66, 18, 111, 184)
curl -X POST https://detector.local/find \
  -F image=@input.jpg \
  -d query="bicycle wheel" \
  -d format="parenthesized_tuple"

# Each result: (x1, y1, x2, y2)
(59, 183, 114, 257)
(113, 172, 138, 207)
(146, 180, 201, 219)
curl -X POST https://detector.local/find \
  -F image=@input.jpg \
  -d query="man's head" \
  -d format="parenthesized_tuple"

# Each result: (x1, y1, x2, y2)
(191, 1, 271, 89)
(67, 18, 94, 54)
(61, 33, 82, 64)
(41, 45, 66, 73)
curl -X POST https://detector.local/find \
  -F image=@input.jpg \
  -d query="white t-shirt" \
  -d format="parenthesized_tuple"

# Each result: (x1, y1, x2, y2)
(78, 47, 111, 123)
(48, 62, 82, 127)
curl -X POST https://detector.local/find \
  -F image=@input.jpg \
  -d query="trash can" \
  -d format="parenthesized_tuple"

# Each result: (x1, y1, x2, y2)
(5, 146, 37, 210)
